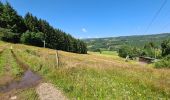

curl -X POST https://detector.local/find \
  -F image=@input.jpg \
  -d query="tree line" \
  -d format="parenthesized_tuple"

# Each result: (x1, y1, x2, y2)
(118, 39, 170, 68)
(118, 40, 170, 59)
(0, 2, 87, 54)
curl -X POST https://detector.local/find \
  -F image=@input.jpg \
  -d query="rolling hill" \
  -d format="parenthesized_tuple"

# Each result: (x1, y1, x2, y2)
(83, 33, 170, 51)
(0, 41, 170, 99)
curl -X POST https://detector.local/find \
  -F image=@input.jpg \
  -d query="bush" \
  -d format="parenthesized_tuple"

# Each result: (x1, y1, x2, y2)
(118, 45, 140, 58)
(118, 45, 131, 58)
(92, 48, 102, 53)
(155, 55, 170, 68)
(161, 39, 170, 57)
(20, 31, 44, 47)
(0, 28, 20, 43)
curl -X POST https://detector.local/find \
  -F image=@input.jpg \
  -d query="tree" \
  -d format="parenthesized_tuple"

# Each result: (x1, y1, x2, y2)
(161, 39, 170, 57)
(0, 28, 20, 43)
(118, 45, 133, 58)
(20, 31, 44, 47)
(0, 2, 87, 54)
(144, 42, 155, 49)
(81, 42, 87, 54)
(132, 47, 140, 57)
(155, 55, 170, 68)
(0, 1, 3, 14)
(24, 12, 39, 32)
(142, 42, 156, 58)
(118, 45, 141, 58)
(1, 2, 27, 33)
(0, 1, 5, 27)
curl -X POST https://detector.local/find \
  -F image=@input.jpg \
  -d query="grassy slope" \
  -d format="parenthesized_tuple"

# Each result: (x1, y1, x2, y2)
(9, 43, 170, 99)
(0, 41, 169, 99)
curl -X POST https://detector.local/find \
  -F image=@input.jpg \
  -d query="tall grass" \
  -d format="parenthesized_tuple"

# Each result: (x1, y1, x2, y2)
(0, 46, 38, 99)
(12, 44, 170, 99)
(17, 88, 39, 100)
(0, 49, 6, 76)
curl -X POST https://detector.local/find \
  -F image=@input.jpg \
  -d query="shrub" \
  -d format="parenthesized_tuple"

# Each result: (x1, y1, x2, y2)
(161, 39, 170, 57)
(155, 55, 170, 68)
(118, 45, 140, 58)
(0, 28, 20, 43)
(20, 31, 44, 47)
(118, 45, 131, 58)
(93, 48, 102, 53)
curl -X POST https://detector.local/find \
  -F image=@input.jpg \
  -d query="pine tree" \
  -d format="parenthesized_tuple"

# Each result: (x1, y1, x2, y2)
(24, 12, 39, 32)
(0, 1, 4, 27)
(1, 2, 27, 33)
(0, 2, 87, 54)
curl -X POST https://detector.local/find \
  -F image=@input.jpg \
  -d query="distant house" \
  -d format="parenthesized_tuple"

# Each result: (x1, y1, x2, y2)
(139, 56, 156, 63)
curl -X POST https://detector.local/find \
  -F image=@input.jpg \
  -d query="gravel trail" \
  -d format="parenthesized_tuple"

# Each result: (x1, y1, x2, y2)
(36, 83, 68, 100)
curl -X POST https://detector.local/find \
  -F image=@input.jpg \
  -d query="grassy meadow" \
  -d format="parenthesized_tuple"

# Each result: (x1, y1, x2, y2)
(0, 41, 170, 99)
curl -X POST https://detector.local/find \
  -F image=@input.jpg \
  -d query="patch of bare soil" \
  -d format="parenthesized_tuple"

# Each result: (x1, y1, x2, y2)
(36, 83, 68, 100)
(0, 73, 13, 86)
(0, 89, 20, 100)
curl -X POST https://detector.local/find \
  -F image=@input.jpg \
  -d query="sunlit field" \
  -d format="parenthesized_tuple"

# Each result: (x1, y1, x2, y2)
(0, 42, 167, 99)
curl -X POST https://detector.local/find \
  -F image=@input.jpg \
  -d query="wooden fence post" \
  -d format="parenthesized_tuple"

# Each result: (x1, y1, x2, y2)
(56, 50, 59, 68)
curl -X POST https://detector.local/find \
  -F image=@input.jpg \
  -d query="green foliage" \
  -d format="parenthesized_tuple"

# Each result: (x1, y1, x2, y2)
(23, 12, 87, 54)
(155, 55, 170, 68)
(141, 42, 156, 58)
(118, 45, 140, 58)
(93, 48, 102, 53)
(20, 31, 44, 47)
(0, 1, 4, 27)
(118, 45, 131, 58)
(0, 28, 20, 43)
(161, 39, 170, 57)
(24, 13, 39, 32)
(118, 42, 162, 59)
(0, 2, 87, 54)
(84, 33, 170, 52)
(0, 2, 27, 33)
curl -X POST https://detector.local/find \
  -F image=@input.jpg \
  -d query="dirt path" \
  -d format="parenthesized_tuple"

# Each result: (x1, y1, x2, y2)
(36, 83, 68, 100)
(10, 50, 67, 100)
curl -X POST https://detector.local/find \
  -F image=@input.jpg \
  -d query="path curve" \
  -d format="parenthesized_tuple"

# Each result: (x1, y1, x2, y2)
(36, 83, 68, 100)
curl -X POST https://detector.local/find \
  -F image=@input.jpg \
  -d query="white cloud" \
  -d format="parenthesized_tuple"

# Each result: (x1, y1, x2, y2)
(82, 28, 87, 33)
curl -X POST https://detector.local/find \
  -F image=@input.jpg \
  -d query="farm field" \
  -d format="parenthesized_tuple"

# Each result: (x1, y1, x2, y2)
(0, 41, 170, 99)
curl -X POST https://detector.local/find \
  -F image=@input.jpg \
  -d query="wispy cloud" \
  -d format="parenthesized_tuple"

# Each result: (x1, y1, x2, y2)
(82, 28, 87, 33)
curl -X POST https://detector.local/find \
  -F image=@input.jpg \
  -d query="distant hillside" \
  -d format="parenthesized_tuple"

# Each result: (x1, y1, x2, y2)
(83, 33, 170, 51)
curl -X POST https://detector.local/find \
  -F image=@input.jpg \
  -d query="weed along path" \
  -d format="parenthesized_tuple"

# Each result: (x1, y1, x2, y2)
(0, 49, 42, 99)
(11, 49, 68, 100)
(0, 49, 68, 100)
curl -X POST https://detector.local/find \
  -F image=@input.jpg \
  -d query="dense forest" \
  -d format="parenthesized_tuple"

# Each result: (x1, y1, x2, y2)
(0, 2, 87, 54)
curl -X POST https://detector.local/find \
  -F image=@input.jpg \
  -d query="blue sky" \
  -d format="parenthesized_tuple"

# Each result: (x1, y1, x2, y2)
(1, 0, 170, 38)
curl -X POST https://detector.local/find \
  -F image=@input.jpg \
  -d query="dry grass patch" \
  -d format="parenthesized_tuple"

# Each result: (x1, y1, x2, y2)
(11, 43, 170, 99)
